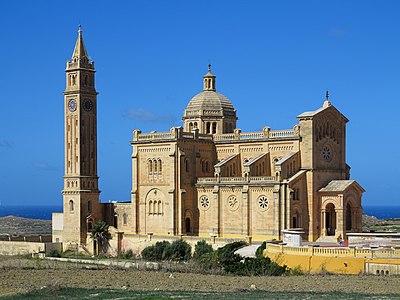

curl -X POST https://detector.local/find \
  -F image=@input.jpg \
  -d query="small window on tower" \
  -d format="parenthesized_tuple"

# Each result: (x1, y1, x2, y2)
(123, 213, 128, 225)
(69, 200, 74, 212)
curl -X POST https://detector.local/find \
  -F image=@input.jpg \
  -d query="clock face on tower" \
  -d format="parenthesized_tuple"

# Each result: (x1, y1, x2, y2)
(83, 99, 93, 112)
(68, 99, 77, 112)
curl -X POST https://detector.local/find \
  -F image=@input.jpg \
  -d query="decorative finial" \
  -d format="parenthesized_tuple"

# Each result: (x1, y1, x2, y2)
(78, 24, 82, 33)
(323, 88, 332, 108)
(208, 64, 211, 72)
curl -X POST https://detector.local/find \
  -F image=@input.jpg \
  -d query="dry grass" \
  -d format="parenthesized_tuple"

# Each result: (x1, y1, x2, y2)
(0, 256, 399, 297)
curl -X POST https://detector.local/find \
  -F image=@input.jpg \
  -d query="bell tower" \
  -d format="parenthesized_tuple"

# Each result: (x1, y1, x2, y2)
(62, 26, 101, 244)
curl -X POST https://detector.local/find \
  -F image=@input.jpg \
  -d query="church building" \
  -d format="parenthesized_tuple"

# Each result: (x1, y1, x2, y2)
(52, 28, 365, 251)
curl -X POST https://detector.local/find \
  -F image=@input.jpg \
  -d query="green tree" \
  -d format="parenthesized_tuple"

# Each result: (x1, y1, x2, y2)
(89, 220, 111, 255)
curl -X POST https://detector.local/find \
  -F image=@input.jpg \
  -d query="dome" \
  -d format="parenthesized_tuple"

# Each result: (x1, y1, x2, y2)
(182, 65, 237, 135)
(185, 91, 235, 112)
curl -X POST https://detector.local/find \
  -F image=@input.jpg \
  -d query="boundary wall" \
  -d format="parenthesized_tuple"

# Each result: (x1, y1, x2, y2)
(0, 241, 62, 256)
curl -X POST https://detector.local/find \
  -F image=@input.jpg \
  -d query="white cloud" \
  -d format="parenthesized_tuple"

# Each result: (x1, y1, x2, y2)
(123, 108, 177, 124)
(0, 139, 13, 149)
(31, 162, 59, 171)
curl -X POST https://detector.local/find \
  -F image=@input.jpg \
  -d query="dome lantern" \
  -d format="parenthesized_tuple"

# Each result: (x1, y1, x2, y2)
(203, 64, 216, 91)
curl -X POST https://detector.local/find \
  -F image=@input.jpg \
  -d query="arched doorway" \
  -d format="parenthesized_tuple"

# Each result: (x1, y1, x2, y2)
(325, 203, 336, 236)
(185, 217, 191, 233)
(292, 209, 300, 228)
(346, 203, 352, 231)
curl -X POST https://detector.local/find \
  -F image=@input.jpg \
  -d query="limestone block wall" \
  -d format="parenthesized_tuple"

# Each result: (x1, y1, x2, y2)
(0, 241, 62, 255)
(113, 203, 133, 232)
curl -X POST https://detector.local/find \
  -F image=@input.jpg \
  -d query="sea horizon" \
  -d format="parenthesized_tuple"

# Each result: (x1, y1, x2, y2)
(0, 204, 399, 220)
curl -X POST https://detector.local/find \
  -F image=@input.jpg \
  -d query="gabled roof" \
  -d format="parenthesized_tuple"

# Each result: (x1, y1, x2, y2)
(243, 153, 267, 167)
(214, 154, 238, 167)
(297, 101, 349, 123)
(275, 152, 297, 166)
(319, 180, 365, 193)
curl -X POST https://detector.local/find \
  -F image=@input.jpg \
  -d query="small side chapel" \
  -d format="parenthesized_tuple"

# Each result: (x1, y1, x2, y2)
(53, 28, 364, 252)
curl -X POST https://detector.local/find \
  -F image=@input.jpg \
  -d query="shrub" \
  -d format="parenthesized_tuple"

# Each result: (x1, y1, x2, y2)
(164, 239, 192, 262)
(141, 241, 171, 261)
(217, 241, 246, 267)
(193, 240, 213, 260)
(255, 241, 267, 258)
(194, 240, 289, 276)
(47, 249, 62, 258)
(119, 249, 134, 259)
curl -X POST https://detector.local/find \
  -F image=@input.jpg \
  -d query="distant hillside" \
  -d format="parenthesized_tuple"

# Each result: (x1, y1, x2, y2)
(0, 216, 51, 237)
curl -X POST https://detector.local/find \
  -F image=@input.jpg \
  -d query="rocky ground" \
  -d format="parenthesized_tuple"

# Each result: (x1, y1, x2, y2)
(362, 215, 400, 232)
(0, 216, 51, 238)
(0, 257, 399, 297)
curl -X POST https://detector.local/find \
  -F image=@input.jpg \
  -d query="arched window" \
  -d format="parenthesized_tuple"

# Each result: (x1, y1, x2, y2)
(84, 75, 88, 86)
(158, 200, 162, 214)
(189, 122, 193, 131)
(194, 122, 198, 129)
(153, 159, 157, 173)
(185, 159, 189, 172)
(69, 200, 74, 212)
(153, 201, 157, 214)
(88, 221, 93, 231)
(149, 200, 153, 214)
(206, 161, 209, 173)
(148, 160, 152, 174)
(123, 213, 128, 225)
(158, 159, 162, 174)
(88, 200, 91, 213)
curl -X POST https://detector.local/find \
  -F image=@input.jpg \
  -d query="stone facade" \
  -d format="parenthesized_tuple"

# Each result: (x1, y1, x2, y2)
(53, 28, 364, 251)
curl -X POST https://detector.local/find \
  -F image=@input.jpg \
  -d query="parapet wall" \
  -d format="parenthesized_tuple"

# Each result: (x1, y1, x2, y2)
(264, 243, 400, 275)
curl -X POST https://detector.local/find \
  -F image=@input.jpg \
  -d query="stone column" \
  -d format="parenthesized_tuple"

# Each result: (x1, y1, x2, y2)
(336, 208, 344, 238)
(213, 186, 220, 236)
(242, 185, 249, 236)
(272, 185, 280, 238)
(321, 209, 326, 236)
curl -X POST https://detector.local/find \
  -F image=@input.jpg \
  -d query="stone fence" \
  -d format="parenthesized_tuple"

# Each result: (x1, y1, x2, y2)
(0, 241, 62, 256)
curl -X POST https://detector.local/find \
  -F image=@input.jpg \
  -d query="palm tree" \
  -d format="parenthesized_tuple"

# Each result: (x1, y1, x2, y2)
(89, 220, 111, 255)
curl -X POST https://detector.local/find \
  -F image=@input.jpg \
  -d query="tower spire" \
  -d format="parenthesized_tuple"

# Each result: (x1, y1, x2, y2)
(72, 25, 89, 61)
(203, 64, 216, 91)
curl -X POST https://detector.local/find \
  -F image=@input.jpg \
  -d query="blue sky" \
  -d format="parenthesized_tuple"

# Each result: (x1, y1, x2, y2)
(0, 0, 399, 207)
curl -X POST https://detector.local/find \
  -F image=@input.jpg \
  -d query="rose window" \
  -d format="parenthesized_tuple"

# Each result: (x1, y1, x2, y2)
(227, 195, 239, 211)
(200, 195, 210, 210)
(322, 146, 332, 161)
(258, 196, 269, 210)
